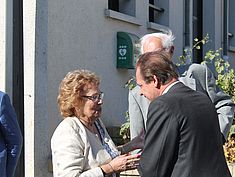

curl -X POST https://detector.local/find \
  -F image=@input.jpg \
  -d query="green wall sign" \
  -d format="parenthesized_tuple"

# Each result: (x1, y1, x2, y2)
(117, 32, 140, 69)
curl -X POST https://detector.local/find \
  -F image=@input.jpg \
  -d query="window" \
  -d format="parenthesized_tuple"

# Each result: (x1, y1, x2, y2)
(149, 0, 164, 23)
(192, 0, 202, 63)
(108, 0, 119, 12)
(183, 0, 202, 63)
(184, 0, 192, 47)
(148, 0, 167, 26)
(108, 0, 135, 17)
(146, 0, 170, 32)
(106, 0, 140, 25)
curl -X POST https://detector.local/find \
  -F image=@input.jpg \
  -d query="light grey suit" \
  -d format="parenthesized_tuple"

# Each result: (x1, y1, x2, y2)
(129, 63, 235, 141)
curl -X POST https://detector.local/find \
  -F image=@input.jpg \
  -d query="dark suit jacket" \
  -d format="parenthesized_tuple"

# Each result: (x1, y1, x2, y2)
(139, 82, 231, 177)
(0, 91, 23, 177)
(129, 63, 235, 143)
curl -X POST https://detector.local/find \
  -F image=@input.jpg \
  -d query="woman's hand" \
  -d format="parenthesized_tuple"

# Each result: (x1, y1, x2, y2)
(110, 153, 141, 172)
(100, 153, 141, 174)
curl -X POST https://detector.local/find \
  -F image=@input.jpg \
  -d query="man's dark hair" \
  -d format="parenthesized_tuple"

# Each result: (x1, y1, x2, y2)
(136, 51, 178, 85)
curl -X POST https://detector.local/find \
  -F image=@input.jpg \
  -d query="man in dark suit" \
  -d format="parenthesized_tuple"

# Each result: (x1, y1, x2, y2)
(0, 91, 23, 177)
(136, 51, 231, 177)
(129, 31, 234, 145)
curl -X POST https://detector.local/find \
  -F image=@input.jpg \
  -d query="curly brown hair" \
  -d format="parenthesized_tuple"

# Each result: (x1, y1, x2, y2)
(57, 69, 100, 118)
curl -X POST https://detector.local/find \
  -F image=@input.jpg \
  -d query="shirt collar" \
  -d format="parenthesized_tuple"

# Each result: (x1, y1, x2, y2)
(162, 81, 180, 95)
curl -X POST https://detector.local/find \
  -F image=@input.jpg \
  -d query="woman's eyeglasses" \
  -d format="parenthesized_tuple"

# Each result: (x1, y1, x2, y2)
(82, 92, 104, 102)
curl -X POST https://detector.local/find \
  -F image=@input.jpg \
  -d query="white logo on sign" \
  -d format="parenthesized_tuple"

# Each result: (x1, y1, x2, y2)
(119, 49, 127, 56)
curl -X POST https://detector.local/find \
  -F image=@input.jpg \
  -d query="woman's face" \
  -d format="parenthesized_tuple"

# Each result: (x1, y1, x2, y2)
(82, 84, 103, 122)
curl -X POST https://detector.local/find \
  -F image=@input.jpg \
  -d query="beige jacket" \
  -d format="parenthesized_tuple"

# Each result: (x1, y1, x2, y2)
(51, 117, 119, 177)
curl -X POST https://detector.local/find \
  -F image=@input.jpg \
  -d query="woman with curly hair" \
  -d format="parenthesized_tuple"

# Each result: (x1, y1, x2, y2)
(51, 69, 143, 177)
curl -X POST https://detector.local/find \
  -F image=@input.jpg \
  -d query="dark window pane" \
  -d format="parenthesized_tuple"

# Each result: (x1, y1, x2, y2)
(108, 0, 119, 11)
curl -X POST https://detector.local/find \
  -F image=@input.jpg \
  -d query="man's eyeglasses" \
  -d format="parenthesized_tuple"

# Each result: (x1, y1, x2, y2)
(82, 92, 104, 102)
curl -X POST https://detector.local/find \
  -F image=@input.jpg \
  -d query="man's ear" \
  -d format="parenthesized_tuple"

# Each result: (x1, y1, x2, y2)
(170, 46, 174, 55)
(153, 75, 160, 88)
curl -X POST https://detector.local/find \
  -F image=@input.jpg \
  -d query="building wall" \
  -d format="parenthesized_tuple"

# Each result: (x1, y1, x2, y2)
(5, 0, 233, 176)
(22, 1, 185, 176)
(0, 0, 6, 91)
(229, 52, 235, 68)
(46, 0, 185, 137)
(23, 0, 36, 176)
(228, 0, 235, 68)
(0, 0, 14, 96)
